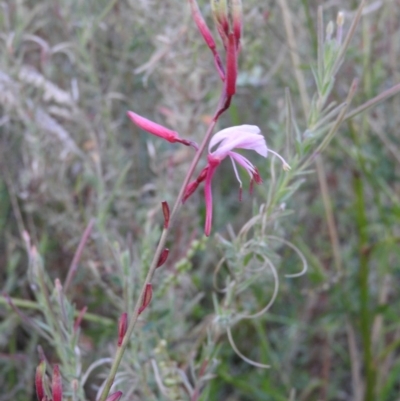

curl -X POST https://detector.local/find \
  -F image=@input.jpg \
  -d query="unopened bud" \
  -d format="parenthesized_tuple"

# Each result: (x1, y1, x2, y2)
(138, 284, 153, 315)
(189, 0, 217, 51)
(336, 11, 344, 27)
(118, 312, 127, 346)
(127, 111, 197, 149)
(161, 201, 170, 229)
(326, 21, 334, 41)
(211, 0, 229, 46)
(157, 248, 169, 268)
(35, 360, 46, 401)
(52, 365, 62, 401)
(183, 166, 209, 203)
(336, 11, 344, 44)
(106, 391, 123, 401)
(225, 33, 237, 96)
(231, 0, 243, 45)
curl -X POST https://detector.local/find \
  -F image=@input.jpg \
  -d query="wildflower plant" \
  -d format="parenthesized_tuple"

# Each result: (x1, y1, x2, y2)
(2, 0, 400, 400)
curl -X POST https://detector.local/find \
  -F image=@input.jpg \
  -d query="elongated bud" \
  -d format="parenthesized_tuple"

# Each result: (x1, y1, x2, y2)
(211, 0, 229, 47)
(336, 11, 344, 44)
(138, 284, 153, 315)
(162, 201, 170, 229)
(183, 166, 209, 203)
(106, 391, 123, 401)
(225, 33, 237, 96)
(336, 11, 344, 27)
(127, 111, 197, 149)
(35, 360, 46, 401)
(231, 0, 242, 45)
(189, 0, 226, 81)
(326, 21, 334, 41)
(157, 248, 169, 268)
(73, 306, 87, 332)
(52, 365, 62, 401)
(189, 0, 217, 51)
(118, 312, 128, 346)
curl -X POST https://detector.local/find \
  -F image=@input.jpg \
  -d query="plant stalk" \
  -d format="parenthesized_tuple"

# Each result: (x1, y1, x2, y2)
(98, 114, 218, 401)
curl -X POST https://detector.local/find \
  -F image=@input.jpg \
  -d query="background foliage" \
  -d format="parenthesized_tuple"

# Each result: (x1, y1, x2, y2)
(1, 0, 400, 400)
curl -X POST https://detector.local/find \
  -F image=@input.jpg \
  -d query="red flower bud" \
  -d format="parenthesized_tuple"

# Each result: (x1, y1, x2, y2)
(106, 391, 123, 401)
(52, 365, 62, 401)
(211, 0, 229, 46)
(162, 201, 170, 229)
(189, 0, 225, 81)
(35, 360, 46, 401)
(157, 248, 169, 268)
(118, 312, 128, 346)
(225, 33, 237, 97)
(182, 166, 209, 203)
(189, 0, 216, 52)
(138, 284, 153, 315)
(127, 111, 197, 149)
(231, 0, 243, 46)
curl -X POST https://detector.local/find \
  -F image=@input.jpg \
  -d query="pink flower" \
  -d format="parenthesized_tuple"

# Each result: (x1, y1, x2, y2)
(183, 125, 290, 236)
(127, 111, 197, 149)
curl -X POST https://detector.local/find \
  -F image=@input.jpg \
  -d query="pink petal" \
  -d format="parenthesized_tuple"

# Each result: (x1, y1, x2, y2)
(209, 125, 261, 150)
(209, 125, 267, 157)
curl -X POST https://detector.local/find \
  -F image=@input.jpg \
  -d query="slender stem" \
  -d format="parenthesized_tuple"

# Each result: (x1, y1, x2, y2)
(0, 296, 114, 326)
(353, 171, 375, 401)
(64, 218, 95, 293)
(315, 155, 342, 275)
(278, 0, 310, 118)
(98, 115, 218, 401)
(345, 82, 400, 121)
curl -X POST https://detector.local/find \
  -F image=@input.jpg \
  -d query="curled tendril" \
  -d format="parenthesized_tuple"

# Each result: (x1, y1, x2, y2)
(213, 231, 306, 369)
(240, 255, 279, 320)
(213, 252, 279, 319)
(213, 256, 228, 293)
(265, 235, 308, 278)
(227, 327, 271, 369)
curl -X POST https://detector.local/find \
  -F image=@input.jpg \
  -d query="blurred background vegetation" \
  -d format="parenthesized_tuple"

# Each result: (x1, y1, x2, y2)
(1, 0, 400, 400)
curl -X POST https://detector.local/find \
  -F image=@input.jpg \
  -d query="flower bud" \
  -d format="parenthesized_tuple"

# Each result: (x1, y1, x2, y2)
(127, 111, 197, 149)
(118, 312, 128, 346)
(211, 0, 229, 46)
(189, 0, 217, 51)
(231, 0, 243, 45)
(225, 33, 237, 96)
(336, 11, 344, 44)
(182, 166, 209, 203)
(161, 201, 170, 229)
(138, 284, 153, 315)
(35, 360, 46, 401)
(106, 391, 123, 401)
(52, 365, 62, 401)
(157, 248, 169, 268)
